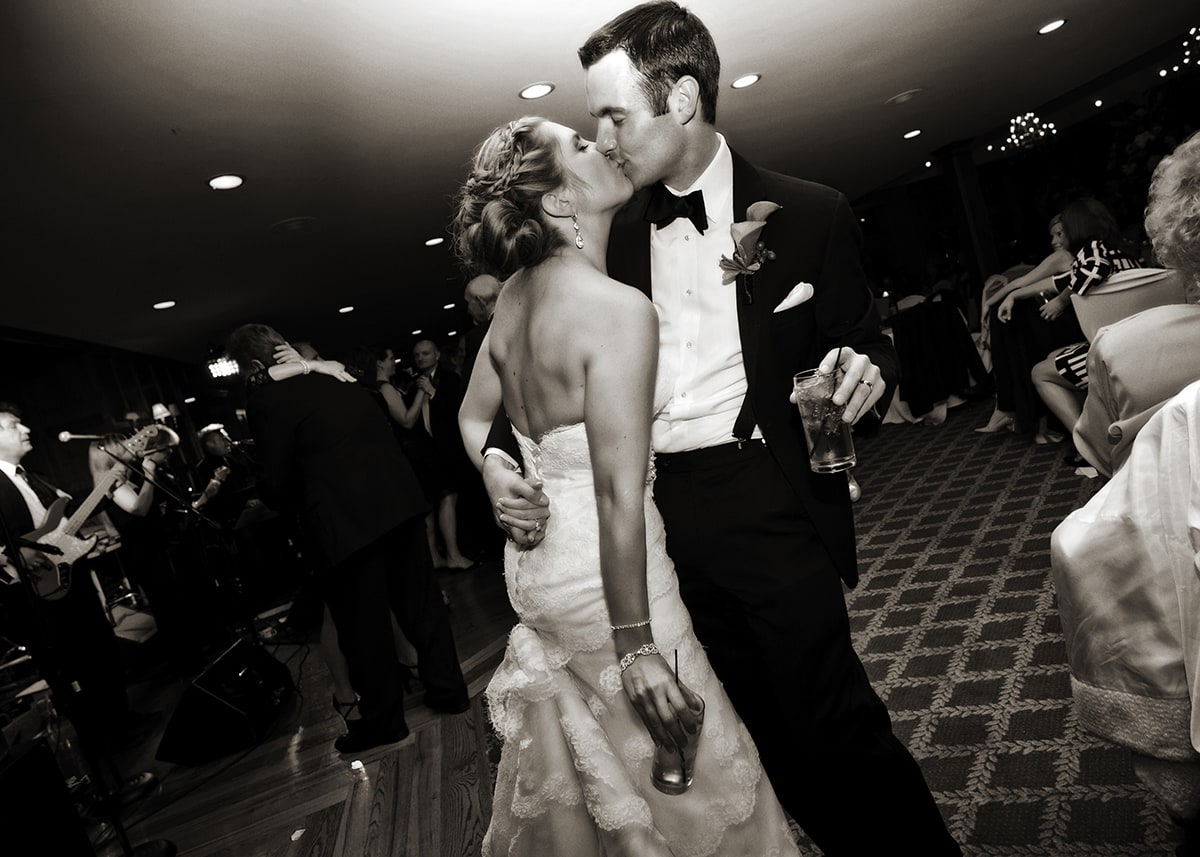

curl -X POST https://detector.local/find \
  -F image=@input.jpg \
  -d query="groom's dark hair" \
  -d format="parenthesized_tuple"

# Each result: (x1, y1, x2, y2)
(578, 1, 720, 125)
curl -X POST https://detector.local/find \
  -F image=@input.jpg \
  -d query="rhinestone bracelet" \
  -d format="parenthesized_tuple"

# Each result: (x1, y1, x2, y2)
(610, 618, 651, 631)
(619, 643, 661, 673)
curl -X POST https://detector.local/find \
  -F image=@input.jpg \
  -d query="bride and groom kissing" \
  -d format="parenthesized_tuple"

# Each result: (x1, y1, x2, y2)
(456, 3, 962, 854)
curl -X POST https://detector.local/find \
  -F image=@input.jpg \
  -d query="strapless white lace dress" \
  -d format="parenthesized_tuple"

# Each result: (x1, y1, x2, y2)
(482, 422, 801, 857)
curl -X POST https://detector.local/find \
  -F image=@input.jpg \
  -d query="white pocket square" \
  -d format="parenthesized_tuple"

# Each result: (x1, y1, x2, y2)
(773, 281, 814, 313)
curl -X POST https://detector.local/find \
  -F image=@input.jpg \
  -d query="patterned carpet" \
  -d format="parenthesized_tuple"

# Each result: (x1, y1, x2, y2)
(839, 397, 1180, 856)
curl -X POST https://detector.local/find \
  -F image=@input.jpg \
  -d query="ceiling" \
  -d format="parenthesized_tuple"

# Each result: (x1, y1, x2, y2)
(2, 0, 1195, 365)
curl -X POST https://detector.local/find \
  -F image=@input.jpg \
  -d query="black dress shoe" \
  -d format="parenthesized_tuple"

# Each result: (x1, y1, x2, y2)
(334, 721, 409, 754)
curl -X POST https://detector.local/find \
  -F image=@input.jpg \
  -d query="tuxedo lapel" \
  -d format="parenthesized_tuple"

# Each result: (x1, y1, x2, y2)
(730, 150, 772, 394)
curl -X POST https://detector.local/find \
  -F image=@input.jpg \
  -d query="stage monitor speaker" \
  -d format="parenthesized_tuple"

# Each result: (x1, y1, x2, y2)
(0, 738, 93, 853)
(155, 638, 294, 766)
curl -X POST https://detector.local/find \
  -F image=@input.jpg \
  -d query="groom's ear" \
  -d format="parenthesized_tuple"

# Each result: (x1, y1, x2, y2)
(672, 76, 701, 126)
(540, 190, 574, 219)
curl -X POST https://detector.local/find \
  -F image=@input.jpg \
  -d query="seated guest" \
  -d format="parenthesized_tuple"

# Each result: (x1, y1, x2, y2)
(1074, 130, 1200, 477)
(1051, 133, 1200, 855)
(227, 324, 467, 754)
(1024, 198, 1142, 462)
(982, 215, 1081, 439)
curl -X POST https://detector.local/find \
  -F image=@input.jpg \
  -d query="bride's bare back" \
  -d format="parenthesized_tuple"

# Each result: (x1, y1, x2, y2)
(487, 257, 657, 445)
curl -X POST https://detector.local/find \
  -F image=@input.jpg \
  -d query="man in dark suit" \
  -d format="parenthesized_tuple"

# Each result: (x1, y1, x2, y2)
(0, 404, 131, 754)
(482, 4, 959, 853)
(228, 326, 468, 754)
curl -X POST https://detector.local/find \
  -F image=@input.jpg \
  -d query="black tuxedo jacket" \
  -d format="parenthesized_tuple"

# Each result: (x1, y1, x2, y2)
(486, 149, 897, 587)
(424, 366, 465, 442)
(246, 374, 428, 568)
(606, 149, 897, 587)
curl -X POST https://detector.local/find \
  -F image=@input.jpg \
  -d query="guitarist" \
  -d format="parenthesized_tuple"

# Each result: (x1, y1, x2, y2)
(0, 403, 133, 754)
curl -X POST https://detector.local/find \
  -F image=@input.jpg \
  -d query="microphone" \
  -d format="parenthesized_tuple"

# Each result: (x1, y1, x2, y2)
(58, 431, 104, 442)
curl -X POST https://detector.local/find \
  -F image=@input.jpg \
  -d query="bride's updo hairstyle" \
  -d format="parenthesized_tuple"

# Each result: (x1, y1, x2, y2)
(454, 116, 575, 280)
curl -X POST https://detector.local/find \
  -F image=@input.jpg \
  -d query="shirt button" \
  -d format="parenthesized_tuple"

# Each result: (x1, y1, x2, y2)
(686, 341, 693, 348)
(684, 235, 690, 242)
(684, 289, 692, 296)
(680, 392, 687, 398)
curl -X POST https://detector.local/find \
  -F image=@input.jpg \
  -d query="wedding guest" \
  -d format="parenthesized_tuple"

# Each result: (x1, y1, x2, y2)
(1052, 131, 1200, 857)
(462, 273, 502, 382)
(1025, 198, 1142, 462)
(412, 338, 476, 570)
(978, 215, 1079, 438)
(227, 324, 467, 753)
(1074, 130, 1200, 476)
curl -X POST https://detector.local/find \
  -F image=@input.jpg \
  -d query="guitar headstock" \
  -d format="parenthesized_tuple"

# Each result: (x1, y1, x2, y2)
(100, 424, 181, 464)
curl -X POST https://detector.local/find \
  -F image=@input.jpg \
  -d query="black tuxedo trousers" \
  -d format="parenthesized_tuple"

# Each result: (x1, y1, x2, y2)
(653, 443, 960, 855)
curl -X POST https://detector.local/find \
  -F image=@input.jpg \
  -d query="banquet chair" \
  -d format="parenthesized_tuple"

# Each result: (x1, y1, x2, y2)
(1070, 267, 1190, 342)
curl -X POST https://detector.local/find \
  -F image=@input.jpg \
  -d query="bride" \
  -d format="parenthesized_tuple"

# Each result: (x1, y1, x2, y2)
(457, 117, 800, 856)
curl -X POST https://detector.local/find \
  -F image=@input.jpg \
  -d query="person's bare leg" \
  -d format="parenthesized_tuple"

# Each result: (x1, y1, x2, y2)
(320, 604, 360, 719)
(438, 493, 473, 569)
(425, 512, 447, 568)
(1032, 357, 1084, 438)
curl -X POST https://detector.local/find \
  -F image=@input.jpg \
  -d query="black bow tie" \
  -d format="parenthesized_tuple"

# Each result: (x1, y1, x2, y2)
(643, 184, 707, 234)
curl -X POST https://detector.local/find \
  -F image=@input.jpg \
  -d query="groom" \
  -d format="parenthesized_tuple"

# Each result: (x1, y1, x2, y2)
(483, 3, 959, 853)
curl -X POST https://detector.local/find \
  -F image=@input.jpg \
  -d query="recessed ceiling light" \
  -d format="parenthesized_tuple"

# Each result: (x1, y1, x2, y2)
(1094, 99, 1103, 107)
(925, 161, 933, 168)
(338, 306, 354, 314)
(987, 144, 994, 151)
(184, 396, 196, 404)
(447, 330, 457, 337)
(519, 82, 555, 100)
(411, 329, 422, 335)
(443, 303, 455, 310)
(903, 129, 921, 140)
(208, 174, 243, 191)
(152, 300, 176, 310)
(425, 237, 444, 247)
(730, 74, 761, 89)
(885, 88, 923, 105)
(1038, 19, 1066, 35)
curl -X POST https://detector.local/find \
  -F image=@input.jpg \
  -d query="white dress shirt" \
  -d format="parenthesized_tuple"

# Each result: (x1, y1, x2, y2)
(0, 459, 49, 525)
(650, 133, 758, 454)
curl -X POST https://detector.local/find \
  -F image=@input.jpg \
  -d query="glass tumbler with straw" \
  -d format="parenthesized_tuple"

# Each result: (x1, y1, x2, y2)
(651, 650, 705, 795)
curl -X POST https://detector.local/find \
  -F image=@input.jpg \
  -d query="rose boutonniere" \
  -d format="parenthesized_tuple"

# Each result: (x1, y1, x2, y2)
(719, 201, 782, 304)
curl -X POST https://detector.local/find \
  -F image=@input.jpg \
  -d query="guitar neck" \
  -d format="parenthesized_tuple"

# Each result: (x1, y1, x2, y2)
(60, 468, 124, 537)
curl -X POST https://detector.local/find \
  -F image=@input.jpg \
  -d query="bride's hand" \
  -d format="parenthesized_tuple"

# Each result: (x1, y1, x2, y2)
(621, 654, 703, 751)
(273, 343, 302, 364)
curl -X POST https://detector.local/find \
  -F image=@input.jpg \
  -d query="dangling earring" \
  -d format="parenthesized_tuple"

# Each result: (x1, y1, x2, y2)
(572, 213, 585, 250)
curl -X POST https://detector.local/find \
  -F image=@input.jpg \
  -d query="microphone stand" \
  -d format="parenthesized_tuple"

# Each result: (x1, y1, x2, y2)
(0, 502, 175, 856)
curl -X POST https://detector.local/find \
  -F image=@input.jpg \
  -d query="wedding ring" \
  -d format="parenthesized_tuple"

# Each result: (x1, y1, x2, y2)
(859, 379, 873, 389)
(534, 520, 541, 533)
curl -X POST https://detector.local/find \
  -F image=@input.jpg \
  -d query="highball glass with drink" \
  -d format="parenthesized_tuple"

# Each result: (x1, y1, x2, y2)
(793, 368, 856, 473)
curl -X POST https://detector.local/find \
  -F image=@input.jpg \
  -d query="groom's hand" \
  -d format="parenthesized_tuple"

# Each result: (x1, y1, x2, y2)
(482, 455, 550, 549)
(788, 346, 883, 425)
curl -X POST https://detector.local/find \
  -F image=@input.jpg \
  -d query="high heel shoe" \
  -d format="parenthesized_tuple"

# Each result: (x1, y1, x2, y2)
(974, 411, 1015, 433)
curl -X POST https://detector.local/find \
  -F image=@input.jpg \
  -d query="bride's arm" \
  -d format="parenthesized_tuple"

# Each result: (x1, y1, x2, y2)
(459, 328, 503, 472)
(585, 291, 701, 751)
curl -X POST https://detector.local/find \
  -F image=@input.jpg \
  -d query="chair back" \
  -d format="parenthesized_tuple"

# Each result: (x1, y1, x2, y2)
(1070, 268, 1190, 342)
(1070, 267, 1190, 342)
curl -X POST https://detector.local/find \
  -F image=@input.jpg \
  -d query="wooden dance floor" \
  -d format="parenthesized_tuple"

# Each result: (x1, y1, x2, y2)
(100, 562, 514, 857)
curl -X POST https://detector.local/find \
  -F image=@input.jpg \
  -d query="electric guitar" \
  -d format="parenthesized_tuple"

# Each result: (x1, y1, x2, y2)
(21, 424, 179, 601)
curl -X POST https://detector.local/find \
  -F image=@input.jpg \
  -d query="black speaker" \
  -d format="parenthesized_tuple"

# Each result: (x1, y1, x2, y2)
(155, 639, 294, 765)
